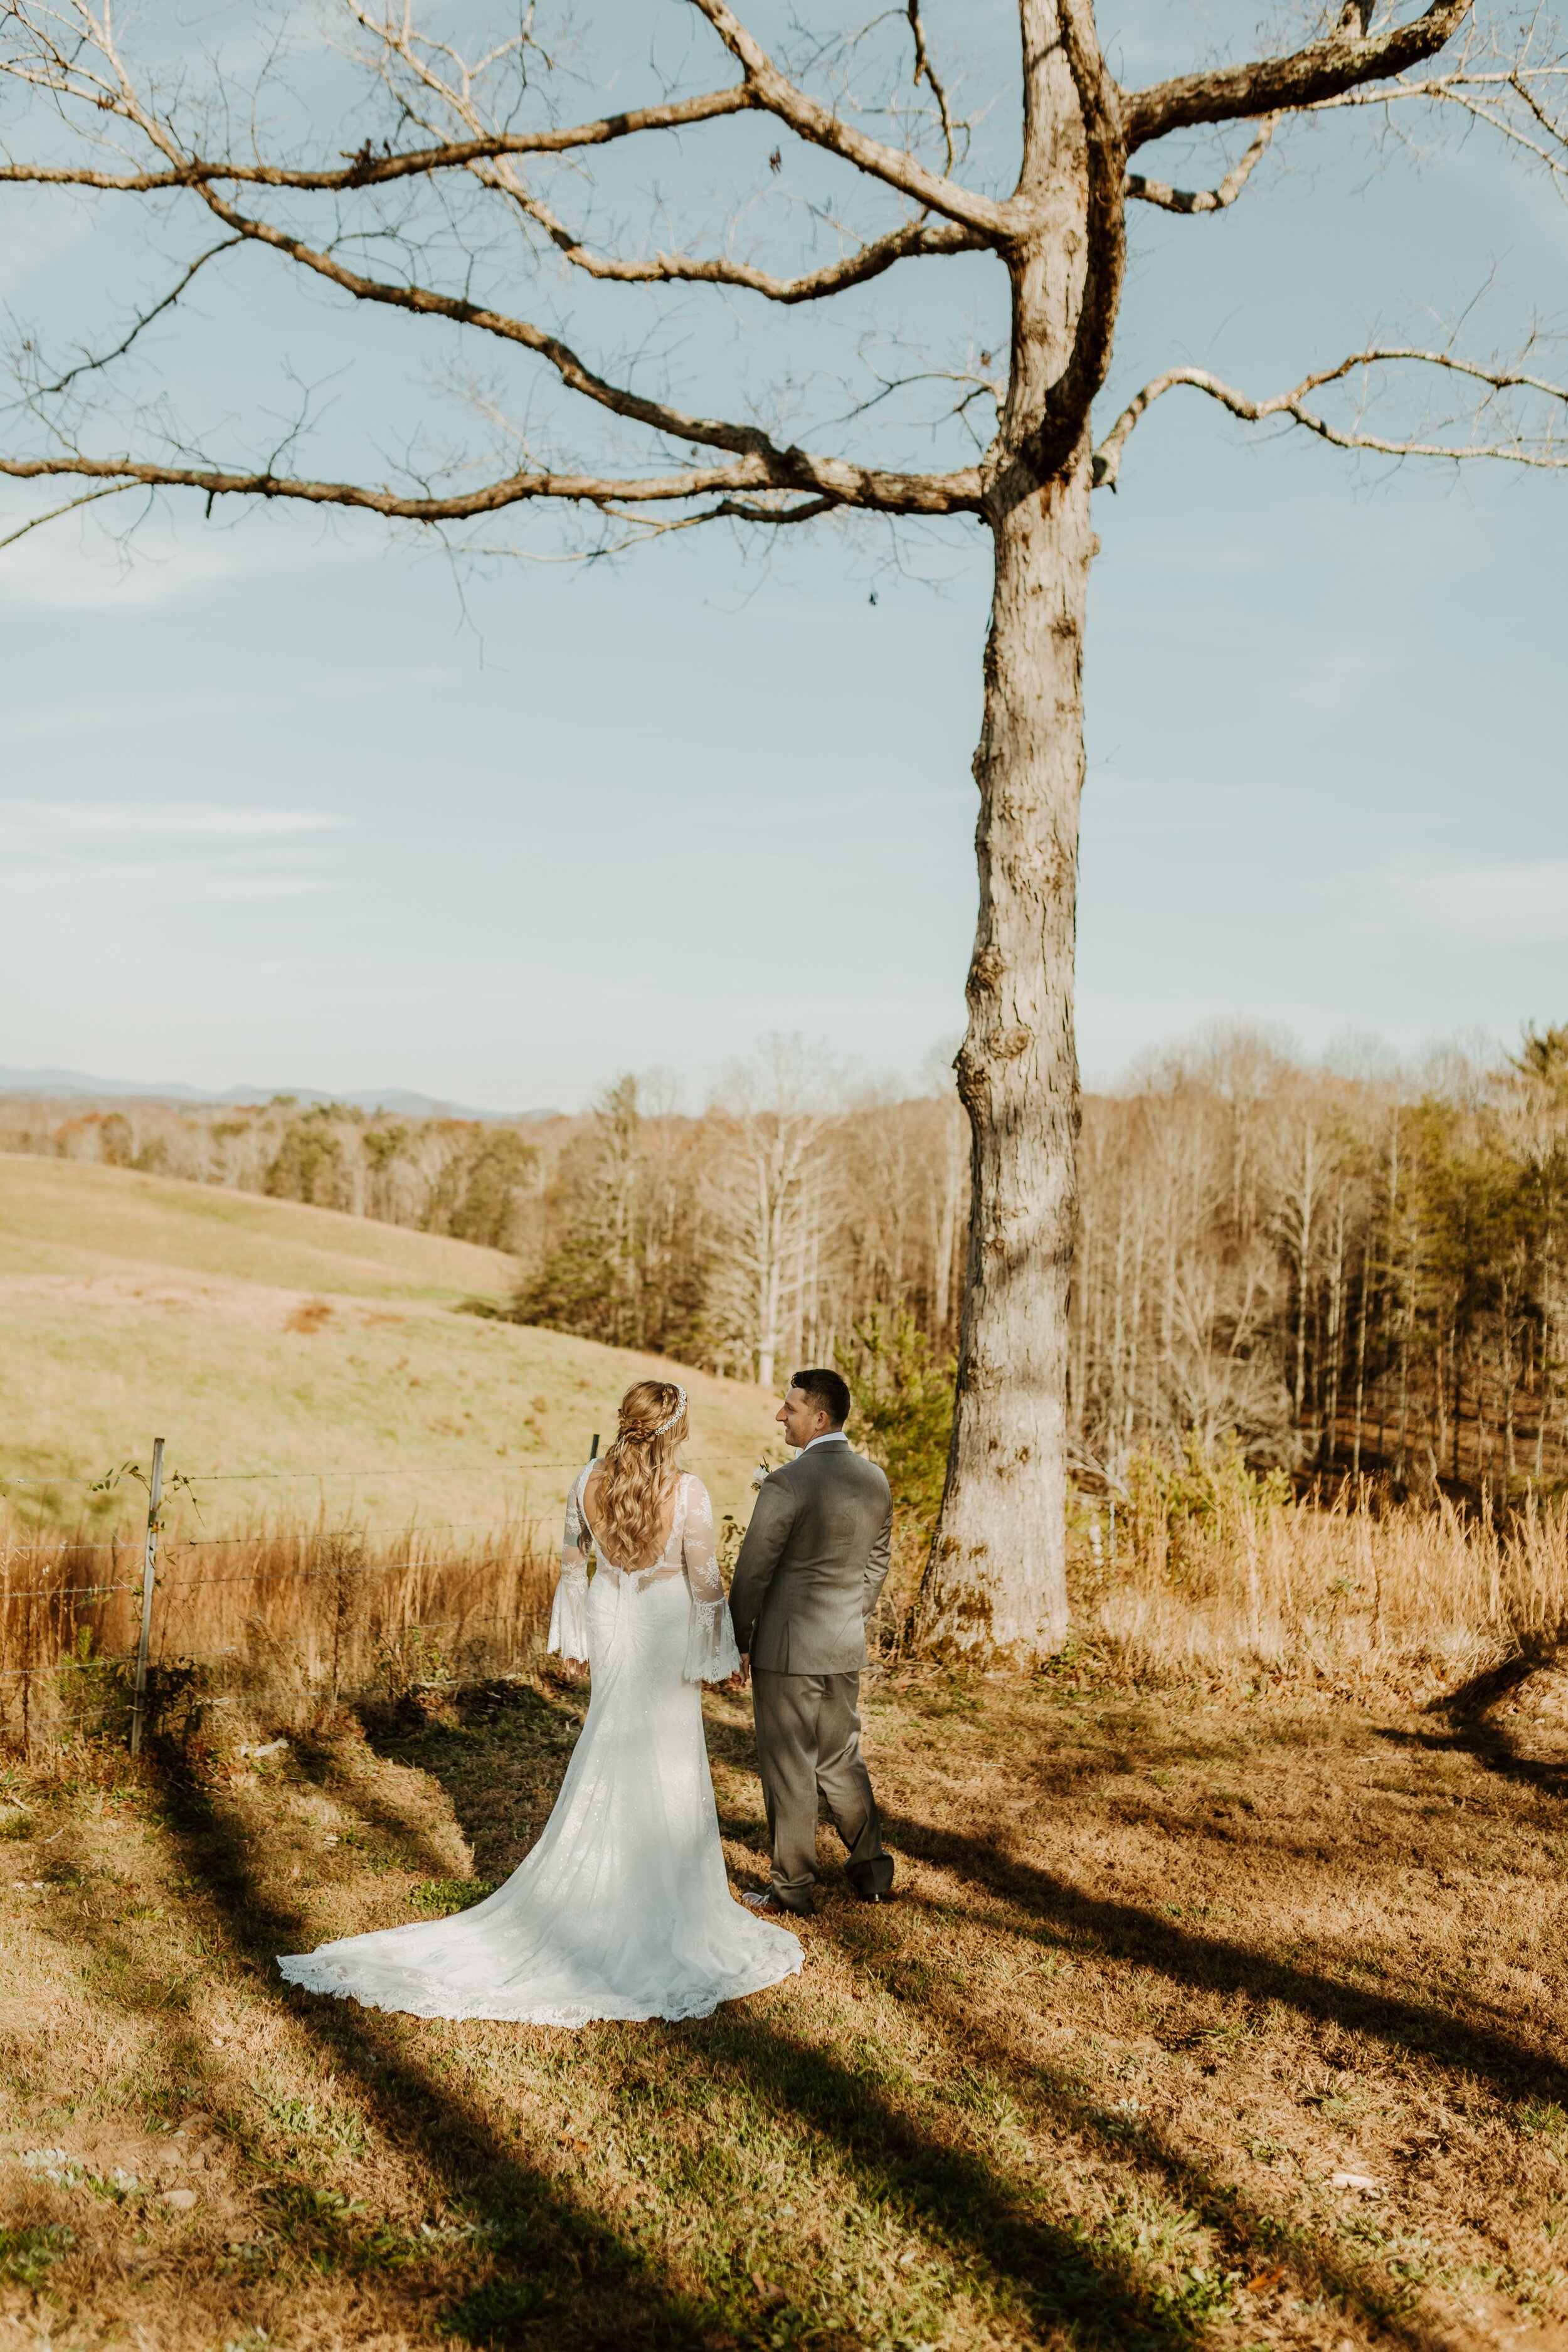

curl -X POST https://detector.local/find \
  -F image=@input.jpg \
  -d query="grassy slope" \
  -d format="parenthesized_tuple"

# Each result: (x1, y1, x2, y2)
(0, 1156, 778, 1534)
(3, 1672, 1567, 2350)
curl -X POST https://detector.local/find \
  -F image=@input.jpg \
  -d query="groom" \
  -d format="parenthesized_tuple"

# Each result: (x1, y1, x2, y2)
(729, 1368, 896, 1915)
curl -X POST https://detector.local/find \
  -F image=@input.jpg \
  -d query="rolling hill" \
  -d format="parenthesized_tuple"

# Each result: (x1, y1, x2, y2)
(0, 1156, 778, 1537)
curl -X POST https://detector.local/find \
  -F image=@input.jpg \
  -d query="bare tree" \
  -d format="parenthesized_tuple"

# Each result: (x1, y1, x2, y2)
(1, 2, 1565, 1659)
(704, 1037, 836, 1388)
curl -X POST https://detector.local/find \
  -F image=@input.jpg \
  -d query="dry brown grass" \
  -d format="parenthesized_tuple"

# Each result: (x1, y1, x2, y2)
(1071, 1487, 1568, 1700)
(0, 1515, 555, 1759)
(7, 1498, 1568, 2348)
(6, 1650, 1568, 2349)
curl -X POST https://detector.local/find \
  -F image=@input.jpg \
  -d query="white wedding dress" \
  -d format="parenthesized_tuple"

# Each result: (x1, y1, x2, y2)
(278, 1468, 802, 2026)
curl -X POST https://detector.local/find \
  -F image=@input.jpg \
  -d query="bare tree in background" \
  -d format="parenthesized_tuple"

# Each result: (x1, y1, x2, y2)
(1, 2, 1566, 1660)
(705, 1039, 837, 1388)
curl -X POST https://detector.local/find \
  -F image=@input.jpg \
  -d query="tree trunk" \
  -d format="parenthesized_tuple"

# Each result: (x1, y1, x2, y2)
(920, 460, 1093, 1662)
(932, 1098, 966, 1345)
(917, 0, 1116, 1664)
(1291, 1123, 1316, 1430)
(1323, 1193, 1345, 1469)
(1352, 1238, 1369, 1480)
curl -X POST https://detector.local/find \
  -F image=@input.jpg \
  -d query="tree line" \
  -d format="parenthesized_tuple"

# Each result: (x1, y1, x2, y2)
(0, 1094, 538, 1254)
(8, 1017, 1567, 1496)
(512, 1026, 1568, 1499)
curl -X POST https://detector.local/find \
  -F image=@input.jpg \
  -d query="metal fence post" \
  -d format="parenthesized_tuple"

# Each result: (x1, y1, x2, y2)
(129, 1438, 164, 1757)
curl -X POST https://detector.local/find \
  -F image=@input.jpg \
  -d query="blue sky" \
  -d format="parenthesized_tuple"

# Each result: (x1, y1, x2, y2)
(1, 3, 1564, 1112)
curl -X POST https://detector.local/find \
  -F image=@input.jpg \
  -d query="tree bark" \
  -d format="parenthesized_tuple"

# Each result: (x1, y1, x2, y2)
(918, 0, 1116, 1664)
(1352, 1237, 1369, 1480)
(921, 457, 1094, 1661)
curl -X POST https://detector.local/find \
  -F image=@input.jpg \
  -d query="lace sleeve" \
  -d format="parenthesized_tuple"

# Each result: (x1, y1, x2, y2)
(681, 1476, 741, 1684)
(548, 1468, 591, 1665)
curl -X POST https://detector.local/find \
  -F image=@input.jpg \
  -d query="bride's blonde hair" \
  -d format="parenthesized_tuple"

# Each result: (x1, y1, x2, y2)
(592, 1379, 689, 1565)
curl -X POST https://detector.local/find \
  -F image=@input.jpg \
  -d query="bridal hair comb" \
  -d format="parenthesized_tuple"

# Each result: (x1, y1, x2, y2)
(650, 1385, 688, 1437)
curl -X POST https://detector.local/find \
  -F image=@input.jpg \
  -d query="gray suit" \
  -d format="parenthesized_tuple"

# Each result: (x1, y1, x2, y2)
(729, 1437, 894, 1911)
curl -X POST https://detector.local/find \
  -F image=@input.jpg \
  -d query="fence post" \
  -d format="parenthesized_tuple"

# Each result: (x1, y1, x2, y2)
(129, 1438, 164, 1757)
(590, 1433, 600, 1460)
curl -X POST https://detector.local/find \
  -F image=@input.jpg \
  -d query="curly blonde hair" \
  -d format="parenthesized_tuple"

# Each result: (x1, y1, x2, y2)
(589, 1379, 689, 1567)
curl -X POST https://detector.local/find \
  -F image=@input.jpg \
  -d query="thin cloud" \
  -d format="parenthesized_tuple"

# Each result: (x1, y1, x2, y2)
(0, 669, 451, 744)
(0, 800, 348, 848)
(0, 800, 351, 909)
(0, 514, 372, 614)
(1372, 859, 1568, 945)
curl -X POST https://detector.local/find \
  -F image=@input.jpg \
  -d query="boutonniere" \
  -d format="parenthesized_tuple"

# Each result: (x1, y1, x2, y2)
(751, 1459, 770, 1491)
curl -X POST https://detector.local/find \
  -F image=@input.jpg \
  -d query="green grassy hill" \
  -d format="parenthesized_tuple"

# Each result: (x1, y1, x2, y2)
(0, 1156, 778, 1538)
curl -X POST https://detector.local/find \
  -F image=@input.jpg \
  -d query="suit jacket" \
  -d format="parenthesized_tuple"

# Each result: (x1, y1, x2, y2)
(729, 1439, 893, 1675)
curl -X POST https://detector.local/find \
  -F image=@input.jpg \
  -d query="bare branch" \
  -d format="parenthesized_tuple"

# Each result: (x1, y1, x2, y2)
(710, 493, 839, 524)
(164, 174, 880, 484)
(340, 7, 990, 301)
(1092, 346, 1568, 487)
(0, 447, 981, 522)
(26, 238, 243, 396)
(0, 477, 139, 549)
(1123, 0, 1472, 151)
(480, 188, 987, 302)
(682, 0, 1011, 236)
(906, 1, 956, 177)
(1313, 56, 1568, 193)
(1126, 115, 1278, 213)
(0, 85, 760, 193)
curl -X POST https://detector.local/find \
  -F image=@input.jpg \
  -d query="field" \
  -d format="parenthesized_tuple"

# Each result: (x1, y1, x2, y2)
(6, 1661, 1568, 2351)
(7, 1155, 1568, 2350)
(0, 1155, 781, 1537)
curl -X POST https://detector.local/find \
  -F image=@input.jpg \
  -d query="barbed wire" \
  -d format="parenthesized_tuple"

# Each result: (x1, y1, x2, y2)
(0, 1551, 553, 1600)
(0, 1436, 775, 1690)
(1, 1517, 552, 1561)
(0, 1618, 539, 1685)
(1, 1450, 771, 1496)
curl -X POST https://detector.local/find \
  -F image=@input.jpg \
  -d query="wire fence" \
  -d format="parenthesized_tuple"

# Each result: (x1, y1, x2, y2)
(1, 1429, 774, 1754)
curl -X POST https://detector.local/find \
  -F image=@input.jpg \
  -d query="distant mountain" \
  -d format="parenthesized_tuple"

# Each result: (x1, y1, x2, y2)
(0, 1065, 556, 1123)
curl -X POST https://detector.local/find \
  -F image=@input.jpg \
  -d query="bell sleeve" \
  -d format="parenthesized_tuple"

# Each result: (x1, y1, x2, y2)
(681, 1477, 742, 1684)
(548, 1468, 592, 1665)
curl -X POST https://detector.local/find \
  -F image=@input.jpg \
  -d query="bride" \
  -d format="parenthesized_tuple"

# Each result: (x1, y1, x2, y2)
(278, 1380, 802, 2026)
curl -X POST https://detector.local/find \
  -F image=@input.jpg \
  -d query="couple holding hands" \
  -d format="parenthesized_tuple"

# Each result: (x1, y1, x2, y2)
(281, 1369, 894, 2026)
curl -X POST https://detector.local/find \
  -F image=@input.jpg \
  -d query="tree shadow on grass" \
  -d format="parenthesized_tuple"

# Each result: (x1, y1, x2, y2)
(365, 1687, 1467, 2341)
(331, 1691, 1322, 2349)
(1372, 1652, 1568, 1801)
(135, 1740, 726, 2348)
(879, 1802, 1568, 2106)
(660, 2005, 1226, 2351)
(282, 1724, 474, 1885)
(132, 1724, 1289, 2352)
(805, 1895, 1470, 2352)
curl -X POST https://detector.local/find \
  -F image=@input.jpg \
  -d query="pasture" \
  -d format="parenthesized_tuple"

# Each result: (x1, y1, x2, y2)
(5, 1152, 1568, 2350)
(4, 1665, 1568, 2349)
(0, 1155, 779, 1537)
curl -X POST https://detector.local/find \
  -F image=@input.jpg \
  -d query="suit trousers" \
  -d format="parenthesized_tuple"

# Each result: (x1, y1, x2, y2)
(751, 1668, 893, 1912)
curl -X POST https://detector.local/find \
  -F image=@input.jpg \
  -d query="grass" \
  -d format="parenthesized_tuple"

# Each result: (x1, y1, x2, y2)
(0, 1154, 779, 1535)
(1071, 1481, 1568, 1700)
(4, 1661, 1568, 2349)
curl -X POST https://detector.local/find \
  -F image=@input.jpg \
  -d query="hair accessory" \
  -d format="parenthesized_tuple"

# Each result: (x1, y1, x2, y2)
(650, 1385, 688, 1438)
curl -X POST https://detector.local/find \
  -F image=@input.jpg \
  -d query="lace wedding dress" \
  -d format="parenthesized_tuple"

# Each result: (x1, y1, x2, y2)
(278, 1468, 802, 2026)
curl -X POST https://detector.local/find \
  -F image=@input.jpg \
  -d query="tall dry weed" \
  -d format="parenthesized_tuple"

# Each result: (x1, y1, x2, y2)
(0, 1513, 553, 1754)
(1074, 1468, 1568, 1693)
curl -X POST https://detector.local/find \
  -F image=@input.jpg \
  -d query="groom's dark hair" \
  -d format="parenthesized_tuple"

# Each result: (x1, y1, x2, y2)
(792, 1368, 850, 1428)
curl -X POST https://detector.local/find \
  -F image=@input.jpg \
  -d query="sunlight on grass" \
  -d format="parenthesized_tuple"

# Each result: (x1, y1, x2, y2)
(3, 1664, 1567, 2346)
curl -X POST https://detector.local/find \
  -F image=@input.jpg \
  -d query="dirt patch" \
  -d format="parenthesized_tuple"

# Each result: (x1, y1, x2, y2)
(0, 1273, 399, 1335)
